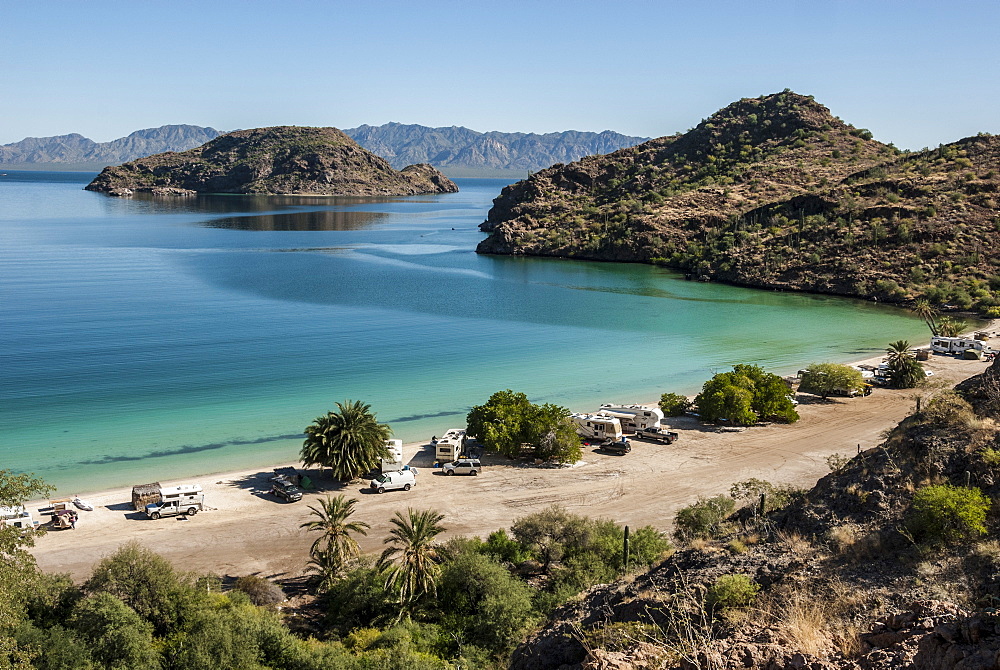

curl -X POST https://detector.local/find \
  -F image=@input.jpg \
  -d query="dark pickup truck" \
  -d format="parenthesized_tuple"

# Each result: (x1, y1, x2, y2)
(633, 427, 679, 444)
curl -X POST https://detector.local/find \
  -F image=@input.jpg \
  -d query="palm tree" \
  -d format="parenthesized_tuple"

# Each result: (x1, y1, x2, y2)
(379, 508, 446, 614)
(912, 299, 939, 336)
(300, 495, 370, 580)
(937, 316, 968, 338)
(301, 400, 392, 480)
(885, 340, 924, 389)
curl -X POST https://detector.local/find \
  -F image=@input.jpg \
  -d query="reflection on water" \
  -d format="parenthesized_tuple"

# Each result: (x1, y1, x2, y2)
(121, 191, 429, 215)
(205, 209, 389, 231)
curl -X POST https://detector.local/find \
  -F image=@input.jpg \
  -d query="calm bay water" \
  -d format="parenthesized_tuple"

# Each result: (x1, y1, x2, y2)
(0, 171, 930, 494)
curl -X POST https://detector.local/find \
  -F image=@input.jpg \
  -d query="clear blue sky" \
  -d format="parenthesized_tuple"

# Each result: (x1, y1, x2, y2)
(2, 1, 997, 149)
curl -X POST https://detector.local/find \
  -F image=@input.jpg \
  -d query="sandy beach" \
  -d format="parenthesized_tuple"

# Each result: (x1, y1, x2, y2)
(28, 328, 998, 582)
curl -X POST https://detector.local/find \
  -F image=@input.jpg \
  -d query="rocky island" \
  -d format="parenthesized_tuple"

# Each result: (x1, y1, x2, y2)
(479, 91, 1000, 313)
(85, 126, 458, 197)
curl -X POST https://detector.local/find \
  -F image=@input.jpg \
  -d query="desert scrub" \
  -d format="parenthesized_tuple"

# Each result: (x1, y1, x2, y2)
(673, 495, 735, 542)
(706, 574, 759, 610)
(982, 447, 1000, 467)
(905, 484, 990, 545)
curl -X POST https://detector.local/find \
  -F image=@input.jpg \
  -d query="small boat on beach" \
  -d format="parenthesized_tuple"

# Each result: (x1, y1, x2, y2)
(72, 497, 94, 511)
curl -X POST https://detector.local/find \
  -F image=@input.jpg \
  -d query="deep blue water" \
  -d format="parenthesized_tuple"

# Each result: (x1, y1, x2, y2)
(0, 171, 929, 493)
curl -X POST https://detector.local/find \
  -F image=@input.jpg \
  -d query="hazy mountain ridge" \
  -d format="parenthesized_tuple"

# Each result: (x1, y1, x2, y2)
(343, 122, 649, 175)
(0, 125, 222, 165)
(477, 91, 1000, 312)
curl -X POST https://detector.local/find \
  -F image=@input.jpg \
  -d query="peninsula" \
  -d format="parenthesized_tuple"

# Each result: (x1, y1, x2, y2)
(478, 91, 1000, 313)
(84, 126, 459, 197)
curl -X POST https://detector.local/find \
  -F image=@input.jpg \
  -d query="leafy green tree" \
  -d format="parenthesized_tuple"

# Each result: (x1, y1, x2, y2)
(323, 558, 397, 634)
(885, 340, 925, 389)
(83, 541, 200, 637)
(695, 365, 798, 424)
(301, 400, 392, 480)
(300, 495, 369, 589)
(67, 593, 159, 670)
(798, 362, 865, 399)
(467, 390, 581, 463)
(436, 551, 537, 657)
(906, 484, 990, 545)
(379, 508, 446, 615)
(510, 505, 591, 574)
(659, 392, 691, 416)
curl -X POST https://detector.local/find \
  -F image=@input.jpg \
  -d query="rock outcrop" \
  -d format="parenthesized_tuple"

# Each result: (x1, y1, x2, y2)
(477, 91, 1000, 311)
(85, 126, 458, 197)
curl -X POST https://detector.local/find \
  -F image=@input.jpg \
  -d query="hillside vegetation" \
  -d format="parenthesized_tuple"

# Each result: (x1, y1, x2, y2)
(510, 357, 1000, 669)
(478, 91, 1000, 314)
(85, 126, 458, 197)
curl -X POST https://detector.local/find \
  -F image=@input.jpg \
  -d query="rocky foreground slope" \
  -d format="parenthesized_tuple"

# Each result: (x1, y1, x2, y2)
(479, 91, 1000, 312)
(511, 356, 1000, 669)
(85, 126, 458, 197)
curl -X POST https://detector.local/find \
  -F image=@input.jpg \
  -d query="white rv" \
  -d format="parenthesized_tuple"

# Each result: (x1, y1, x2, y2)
(146, 484, 204, 519)
(571, 413, 623, 441)
(930, 337, 992, 355)
(435, 428, 466, 463)
(381, 439, 404, 473)
(598, 404, 665, 432)
(1, 505, 38, 531)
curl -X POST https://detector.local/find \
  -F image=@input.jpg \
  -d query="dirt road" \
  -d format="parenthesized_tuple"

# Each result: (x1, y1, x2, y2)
(29, 354, 994, 582)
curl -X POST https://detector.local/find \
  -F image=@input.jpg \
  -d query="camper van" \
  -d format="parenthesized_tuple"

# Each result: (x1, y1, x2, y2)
(598, 404, 665, 432)
(146, 484, 204, 519)
(571, 413, 624, 441)
(434, 429, 466, 463)
(1, 505, 38, 531)
(382, 439, 404, 473)
(930, 337, 993, 355)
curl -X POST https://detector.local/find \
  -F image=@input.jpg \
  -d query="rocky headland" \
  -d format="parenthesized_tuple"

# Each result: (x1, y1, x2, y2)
(84, 126, 458, 197)
(478, 91, 1000, 313)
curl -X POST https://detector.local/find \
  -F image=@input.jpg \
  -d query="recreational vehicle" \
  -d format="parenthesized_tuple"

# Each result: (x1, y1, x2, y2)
(930, 337, 992, 355)
(571, 413, 624, 441)
(598, 404, 665, 431)
(0, 505, 38, 531)
(382, 439, 404, 473)
(146, 484, 204, 519)
(434, 429, 466, 463)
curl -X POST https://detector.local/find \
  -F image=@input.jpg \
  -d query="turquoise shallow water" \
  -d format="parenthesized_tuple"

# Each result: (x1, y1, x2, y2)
(0, 172, 930, 494)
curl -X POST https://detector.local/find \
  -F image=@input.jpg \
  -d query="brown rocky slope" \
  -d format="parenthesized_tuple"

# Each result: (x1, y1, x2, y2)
(478, 91, 1000, 313)
(85, 126, 458, 197)
(510, 356, 1000, 669)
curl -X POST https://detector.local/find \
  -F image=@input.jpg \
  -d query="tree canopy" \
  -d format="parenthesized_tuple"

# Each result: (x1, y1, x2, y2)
(467, 390, 581, 463)
(798, 362, 866, 399)
(694, 364, 799, 425)
(300, 400, 392, 480)
(885, 340, 925, 389)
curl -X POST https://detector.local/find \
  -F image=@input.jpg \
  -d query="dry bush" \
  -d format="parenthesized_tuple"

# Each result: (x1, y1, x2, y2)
(764, 580, 867, 659)
(726, 539, 747, 554)
(776, 530, 813, 555)
(826, 524, 859, 554)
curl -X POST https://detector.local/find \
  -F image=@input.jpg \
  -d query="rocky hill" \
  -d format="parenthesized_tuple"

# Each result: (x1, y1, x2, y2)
(0, 125, 222, 166)
(344, 123, 649, 177)
(478, 91, 1000, 314)
(511, 356, 1000, 669)
(84, 126, 458, 197)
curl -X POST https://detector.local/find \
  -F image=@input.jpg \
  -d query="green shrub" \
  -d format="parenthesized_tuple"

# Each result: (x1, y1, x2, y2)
(982, 448, 1000, 467)
(233, 575, 285, 607)
(673, 495, 735, 541)
(706, 574, 759, 609)
(659, 392, 692, 417)
(905, 484, 991, 545)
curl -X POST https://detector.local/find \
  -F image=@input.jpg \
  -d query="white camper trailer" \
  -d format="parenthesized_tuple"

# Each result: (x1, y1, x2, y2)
(598, 404, 665, 432)
(0, 505, 38, 531)
(930, 337, 991, 355)
(146, 484, 204, 519)
(434, 428, 466, 463)
(571, 413, 623, 441)
(381, 439, 404, 473)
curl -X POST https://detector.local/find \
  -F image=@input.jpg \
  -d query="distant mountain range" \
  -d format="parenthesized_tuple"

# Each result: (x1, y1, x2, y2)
(0, 125, 223, 169)
(1, 124, 649, 177)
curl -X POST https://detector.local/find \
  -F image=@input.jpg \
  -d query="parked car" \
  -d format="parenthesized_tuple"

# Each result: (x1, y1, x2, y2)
(443, 459, 483, 475)
(270, 478, 303, 502)
(633, 427, 679, 444)
(598, 438, 631, 455)
(370, 469, 416, 493)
